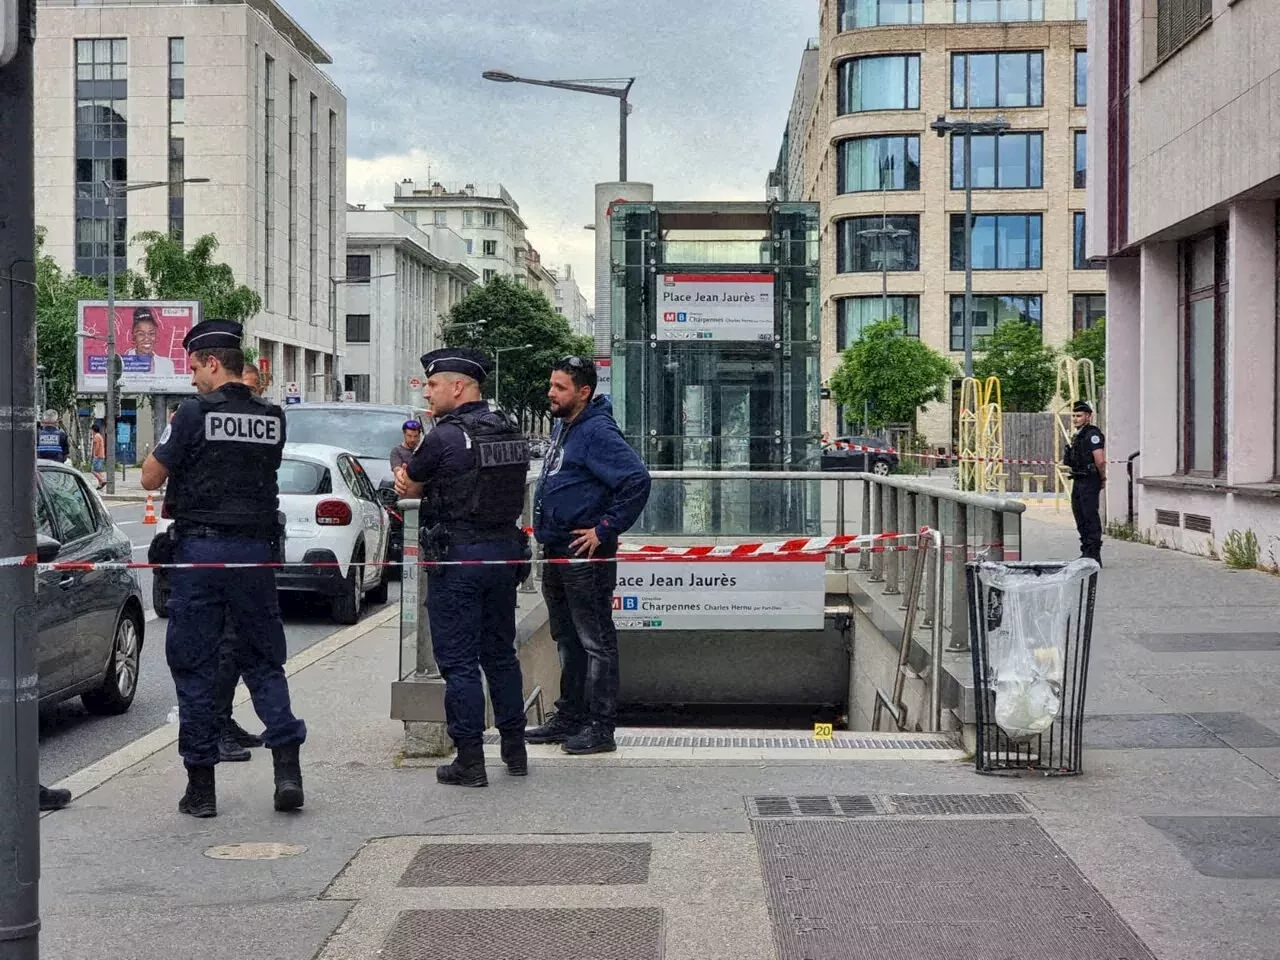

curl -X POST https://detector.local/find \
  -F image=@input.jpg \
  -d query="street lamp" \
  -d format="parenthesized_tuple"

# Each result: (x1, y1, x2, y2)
(101, 177, 209, 494)
(329, 272, 396, 400)
(493, 343, 533, 411)
(930, 114, 1009, 377)
(483, 71, 635, 181)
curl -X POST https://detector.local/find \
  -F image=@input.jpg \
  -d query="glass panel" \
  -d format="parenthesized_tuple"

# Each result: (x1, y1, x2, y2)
(837, 216, 920, 273)
(842, 55, 919, 113)
(972, 135, 997, 187)
(999, 134, 1028, 188)
(1029, 134, 1043, 187)
(1029, 52, 1044, 106)
(1074, 131, 1087, 188)
(1075, 50, 1088, 106)
(1190, 234, 1215, 290)
(968, 54, 998, 107)
(169, 98, 185, 124)
(998, 52, 1030, 106)
(840, 136, 921, 193)
(1188, 297, 1216, 472)
(838, 296, 920, 348)
(952, 54, 967, 107)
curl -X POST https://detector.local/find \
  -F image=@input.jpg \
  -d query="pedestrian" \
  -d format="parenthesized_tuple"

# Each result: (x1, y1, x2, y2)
(90, 423, 106, 489)
(140, 319, 306, 818)
(526, 356, 651, 755)
(1065, 400, 1106, 565)
(36, 409, 70, 463)
(390, 419, 424, 473)
(393, 348, 531, 788)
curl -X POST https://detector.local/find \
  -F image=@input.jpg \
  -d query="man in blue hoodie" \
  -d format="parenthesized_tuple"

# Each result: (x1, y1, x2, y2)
(527, 356, 651, 754)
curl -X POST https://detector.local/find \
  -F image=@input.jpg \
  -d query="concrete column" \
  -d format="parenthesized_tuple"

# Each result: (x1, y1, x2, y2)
(1138, 242, 1181, 481)
(1104, 256, 1141, 521)
(593, 181, 653, 357)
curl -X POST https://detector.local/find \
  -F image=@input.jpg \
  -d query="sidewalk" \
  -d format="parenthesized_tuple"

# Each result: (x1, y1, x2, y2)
(97, 470, 154, 504)
(37, 517, 1280, 960)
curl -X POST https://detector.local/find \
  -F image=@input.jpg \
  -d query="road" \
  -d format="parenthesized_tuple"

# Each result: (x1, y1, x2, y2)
(37, 500, 401, 784)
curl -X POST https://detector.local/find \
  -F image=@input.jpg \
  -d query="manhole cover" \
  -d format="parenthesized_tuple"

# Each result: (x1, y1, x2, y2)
(203, 842, 307, 861)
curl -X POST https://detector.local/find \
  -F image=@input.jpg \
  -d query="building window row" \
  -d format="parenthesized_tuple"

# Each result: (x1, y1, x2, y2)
(836, 0, 1088, 28)
(287, 75, 299, 319)
(837, 295, 921, 348)
(168, 38, 184, 244)
(837, 54, 921, 113)
(837, 135, 920, 193)
(262, 54, 275, 311)
(837, 51, 1054, 116)
(1180, 226, 1227, 476)
(1157, 0, 1213, 61)
(74, 37, 128, 279)
(309, 95, 319, 324)
(950, 294, 1041, 351)
(951, 131, 1043, 189)
(952, 51, 1044, 109)
(1073, 212, 1103, 270)
(949, 213, 1042, 271)
(345, 313, 371, 344)
(836, 215, 921, 274)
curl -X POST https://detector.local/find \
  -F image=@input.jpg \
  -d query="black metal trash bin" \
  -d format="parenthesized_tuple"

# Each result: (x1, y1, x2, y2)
(966, 560, 1099, 776)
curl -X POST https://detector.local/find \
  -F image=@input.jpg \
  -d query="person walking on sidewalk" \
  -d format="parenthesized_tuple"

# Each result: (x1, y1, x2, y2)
(526, 357, 651, 755)
(1065, 400, 1106, 565)
(393, 348, 532, 788)
(90, 423, 106, 489)
(141, 320, 306, 818)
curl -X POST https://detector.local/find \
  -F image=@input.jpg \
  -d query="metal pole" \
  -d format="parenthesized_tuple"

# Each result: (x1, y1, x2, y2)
(884, 485, 901, 596)
(104, 190, 118, 494)
(858, 478, 871, 571)
(494, 350, 501, 409)
(834, 478, 846, 572)
(619, 94, 628, 182)
(0, 0, 43, 954)
(329, 277, 338, 401)
(963, 129, 975, 379)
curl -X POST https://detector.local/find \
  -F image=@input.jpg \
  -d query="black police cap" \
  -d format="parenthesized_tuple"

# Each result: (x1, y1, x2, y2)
(1073, 401, 1093, 414)
(420, 347, 491, 383)
(183, 319, 243, 352)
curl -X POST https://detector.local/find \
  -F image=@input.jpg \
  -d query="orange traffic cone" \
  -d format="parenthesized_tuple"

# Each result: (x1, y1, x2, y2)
(143, 493, 157, 525)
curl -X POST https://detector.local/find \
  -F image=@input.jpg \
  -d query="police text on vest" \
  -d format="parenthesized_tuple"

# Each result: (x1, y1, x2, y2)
(205, 412, 281, 445)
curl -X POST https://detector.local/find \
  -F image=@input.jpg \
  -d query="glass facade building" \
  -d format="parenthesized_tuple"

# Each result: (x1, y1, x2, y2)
(608, 201, 822, 537)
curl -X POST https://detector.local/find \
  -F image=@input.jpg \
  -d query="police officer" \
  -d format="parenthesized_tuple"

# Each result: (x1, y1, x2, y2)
(1065, 400, 1106, 565)
(393, 347, 530, 788)
(140, 319, 306, 818)
(36, 410, 70, 462)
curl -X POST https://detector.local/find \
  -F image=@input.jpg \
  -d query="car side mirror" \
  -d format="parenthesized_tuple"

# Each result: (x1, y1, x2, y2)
(36, 535, 61, 564)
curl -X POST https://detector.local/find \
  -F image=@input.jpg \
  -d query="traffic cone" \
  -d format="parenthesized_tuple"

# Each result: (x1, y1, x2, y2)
(143, 493, 158, 525)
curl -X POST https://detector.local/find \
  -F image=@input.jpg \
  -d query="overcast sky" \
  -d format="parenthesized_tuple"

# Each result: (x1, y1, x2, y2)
(287, 0, 818, 302)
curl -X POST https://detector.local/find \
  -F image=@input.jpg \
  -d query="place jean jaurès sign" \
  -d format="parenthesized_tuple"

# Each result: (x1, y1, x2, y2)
(654, 273, 775, 343)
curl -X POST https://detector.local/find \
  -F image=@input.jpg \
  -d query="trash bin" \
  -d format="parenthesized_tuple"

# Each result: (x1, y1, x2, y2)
(966, 559, 1099, 776)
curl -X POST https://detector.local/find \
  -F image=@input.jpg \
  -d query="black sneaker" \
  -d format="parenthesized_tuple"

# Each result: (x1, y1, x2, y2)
(219, 737, 251, 762)
(39, 785, 71, 811)
(562, 722, 617, 756)
(524, 713, 585, 745)
(225, 718, 263, 748)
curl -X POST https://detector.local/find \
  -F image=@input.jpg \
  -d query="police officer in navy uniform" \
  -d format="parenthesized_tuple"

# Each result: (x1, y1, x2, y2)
(1065, 400, 1107, 564)
(394, 347, 530, 788)
(140, 319, 306, 818)
(36, 410, 70, 462)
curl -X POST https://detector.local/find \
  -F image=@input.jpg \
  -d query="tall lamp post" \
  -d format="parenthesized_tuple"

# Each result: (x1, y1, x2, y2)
(101, 177, 208, 494)
(493, 343, 533, 411)
(329, 271, 395, 400)
(482, 71, 635, 181)
(930, 115, 1009, 377)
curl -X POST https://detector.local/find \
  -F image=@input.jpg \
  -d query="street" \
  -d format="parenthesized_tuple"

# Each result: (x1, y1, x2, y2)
(37, 499, 401, 784)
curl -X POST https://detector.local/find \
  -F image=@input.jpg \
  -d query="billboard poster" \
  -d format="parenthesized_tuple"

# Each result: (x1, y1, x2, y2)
(654, 273, 775, 343)
(594, 357, 612, 397)
(612, 556, 827, 630)
(77, 301, 200, 395)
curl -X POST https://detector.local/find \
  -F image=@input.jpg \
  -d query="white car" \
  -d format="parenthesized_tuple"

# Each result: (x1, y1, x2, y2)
(273, 443, 390, 624)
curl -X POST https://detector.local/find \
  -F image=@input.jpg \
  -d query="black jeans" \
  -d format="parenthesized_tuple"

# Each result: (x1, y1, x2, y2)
(1071, 476, 1103, 559)
(541, 551, 619, 729)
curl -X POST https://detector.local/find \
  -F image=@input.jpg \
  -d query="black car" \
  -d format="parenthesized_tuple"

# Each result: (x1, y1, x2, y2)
(821, 436, 899, 475)
(35, 462, 147, 715)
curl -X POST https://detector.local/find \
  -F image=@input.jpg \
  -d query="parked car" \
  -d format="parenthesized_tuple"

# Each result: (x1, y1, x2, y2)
(35, 461, 146, 715)
(821, 436, 899, 475)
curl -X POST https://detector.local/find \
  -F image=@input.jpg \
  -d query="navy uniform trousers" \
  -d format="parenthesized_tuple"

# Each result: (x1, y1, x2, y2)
(167, 533, 306, 767)
(425, 539, 527, 748)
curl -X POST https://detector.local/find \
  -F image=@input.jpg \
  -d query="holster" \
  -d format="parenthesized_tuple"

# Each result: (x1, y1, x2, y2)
(148, 526, 178, 565)
(420, 522, 451, 567)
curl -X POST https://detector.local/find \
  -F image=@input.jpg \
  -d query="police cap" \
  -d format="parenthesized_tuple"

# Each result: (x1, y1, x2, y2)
(183, 319, 243, 352)
(420, 347, 491, 383)
(1072, 401, 1093, 414)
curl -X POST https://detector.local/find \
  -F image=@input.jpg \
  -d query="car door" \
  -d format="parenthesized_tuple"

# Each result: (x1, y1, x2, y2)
(337, 454, 385, 587)
(33, 477, 78, 700)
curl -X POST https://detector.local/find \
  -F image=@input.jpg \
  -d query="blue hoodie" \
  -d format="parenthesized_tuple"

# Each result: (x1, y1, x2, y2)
(533, 396, 651, 555)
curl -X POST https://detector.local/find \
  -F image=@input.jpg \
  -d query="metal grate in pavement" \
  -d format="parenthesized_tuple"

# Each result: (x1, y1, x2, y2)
(753, 818, 1157, 959)
(483, 732, 958, 750)
(398, 843, 651, 888)
(380, 909, 663, 960)
(745, 794, 1027, 819)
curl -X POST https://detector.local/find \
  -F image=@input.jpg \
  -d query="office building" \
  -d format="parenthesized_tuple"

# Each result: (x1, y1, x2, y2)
(552, 264, 591, 338)
(794, 0, 1097, 442)
(34, 0, 348, 406)
(1087, 0, 1279, 553)
(768, 39, 821, 202)
(341, 208, 477, 405)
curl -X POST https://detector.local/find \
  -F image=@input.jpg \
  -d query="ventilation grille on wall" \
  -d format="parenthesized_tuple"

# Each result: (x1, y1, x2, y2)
(1184, 513, 1213, 534)
(1154, 509, 1181, 527)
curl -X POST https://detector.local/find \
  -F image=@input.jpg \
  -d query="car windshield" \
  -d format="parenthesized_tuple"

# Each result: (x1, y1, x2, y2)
(285, 408, 412, 458)
(278, 459, 331, 495)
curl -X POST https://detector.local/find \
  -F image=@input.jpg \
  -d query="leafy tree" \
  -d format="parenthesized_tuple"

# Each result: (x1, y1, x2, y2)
(829, 319, 956, 429)
(973, 320, 1058, 412)
(122, 232, 262, 327)
(35, 229, 107, 413)
(1065, 316, 1105, 389)
(441, 276, 592, 431)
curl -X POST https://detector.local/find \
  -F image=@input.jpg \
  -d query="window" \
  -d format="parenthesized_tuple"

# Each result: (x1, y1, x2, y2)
(463, 211, 475, 227)
(837, 296, 921, 349)
(483, 239, 498, 257)
(483, 269, 497, 283)
(1076, 0, 1089, 18)
(950, 295, 1042, 351)
(168, 38, 185, 243)
(951, 132, 1043, 189)
(954, 0, 1044, 22)
(1074, 50, 1088, 106)
(309, 94, 319, 324)
(36, 490, 54, 538)
(263, 55, 274, 310)
(838, 0, 923, 29)
(483, 211, 498, 228)
(345, 254, 371, 281)
(41, 471, 98, 543)
(328, 110, 338, 331)
(75, 38, 127, 81)
(1073, 212, 1103, 269)
(838, 55, 921, 113)
(345, 314, 371, 343)
(1073, 130, 1087, 189)
(464, 239, 474, 254)
(1072, 293, 1106, 333)
(949, 214, 1042, 270)
(951, 51, 1043, 108)
(1180, 227, 1227, 475)
(838, 136, 920, 193)
(1158, 0, 1213, 61)
(343, 375, 371, 403)
(287, 76, 298, 318)
(836, 216, 921, 274)
(433, 211, 447, 226)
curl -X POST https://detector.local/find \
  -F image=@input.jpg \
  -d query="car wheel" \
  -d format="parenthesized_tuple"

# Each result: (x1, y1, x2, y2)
(330, 549, 362, 625)
(152, 580, 169, 618)
(872, 458, 892, 476)
(82, 607, 143, 716)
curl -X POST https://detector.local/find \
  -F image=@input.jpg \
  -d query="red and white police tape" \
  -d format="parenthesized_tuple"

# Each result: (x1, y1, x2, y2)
(824, 439, 1129, 467)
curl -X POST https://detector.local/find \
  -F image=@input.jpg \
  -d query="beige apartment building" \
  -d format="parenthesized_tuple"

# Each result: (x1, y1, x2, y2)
(793, 0, 1097, 443)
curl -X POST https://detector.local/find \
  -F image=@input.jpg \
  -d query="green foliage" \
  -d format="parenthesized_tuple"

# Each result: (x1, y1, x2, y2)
(122, 232, 262, 328)
(442, 276, 591, 430)
(1221, 529, 1261, 570)
(1065, 316, 1106, 389)
(973, 320, 1058, 412)
(35, 229, 107, 412)
(829, 319, 957, 429)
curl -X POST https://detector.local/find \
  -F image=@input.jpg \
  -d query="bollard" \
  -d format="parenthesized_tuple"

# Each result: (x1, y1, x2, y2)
(948, 504, 969, 652)
(859, 478, 872, 572)
(869, 482, 885, 582)
(883, 485, 901, 596)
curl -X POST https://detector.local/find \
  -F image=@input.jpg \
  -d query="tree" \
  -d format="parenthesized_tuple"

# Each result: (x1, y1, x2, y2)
(829, 319, 956, 429)
(122, 232, 262, 327)
(35, 229, 107, 413)
(1065, 316, 1105, 389)
(441, 276, 592, 431)
(973, 320, 1058, 412)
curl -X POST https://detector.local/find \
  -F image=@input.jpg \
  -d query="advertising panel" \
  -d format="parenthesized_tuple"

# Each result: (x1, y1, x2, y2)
(612, 556, 827, 630)
(77, 300, 200, 395)
(594, 357, 612, 397)
(654, 273, 775, 343)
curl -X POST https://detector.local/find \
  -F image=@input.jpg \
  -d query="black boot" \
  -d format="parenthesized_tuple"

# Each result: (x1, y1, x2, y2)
(219, 736, 251, 762)
(436, 742, 488, 787)
(524, 713, 584, 744)
(271, 744, 305, 812)
(563, 722, 617, 756)
(225, 718, 263, 748)
(500, 733, 528, 777)
(39, 785, 71, 811)
(178, 765, 217, 818)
